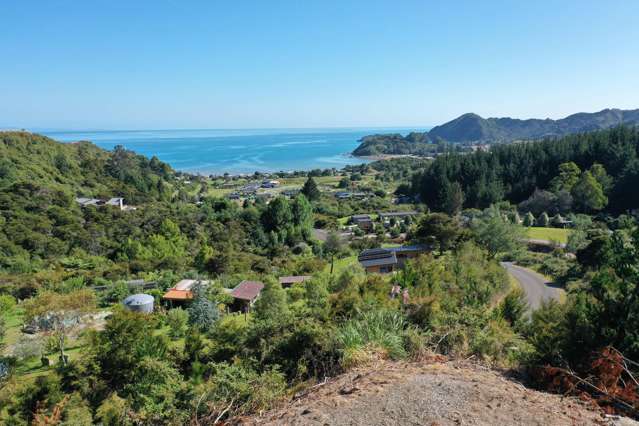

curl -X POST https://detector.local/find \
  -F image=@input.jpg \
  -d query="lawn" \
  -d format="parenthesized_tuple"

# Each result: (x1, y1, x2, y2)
(525, 227, 571, 244)
(324, 254, 358, 275)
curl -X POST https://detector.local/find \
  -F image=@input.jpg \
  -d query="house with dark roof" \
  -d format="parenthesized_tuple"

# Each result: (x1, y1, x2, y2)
(229, 280, 264, 312)
(278, 275, 312, 288)
(358, 248, 398, 273)
(358, 245, 428, 273)
(351, 214, 373, 231)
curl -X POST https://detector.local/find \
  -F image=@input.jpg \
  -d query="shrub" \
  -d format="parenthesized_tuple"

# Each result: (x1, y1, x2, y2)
(166, 308, 189, 339)
(336, 309, 409, 368)
(194, 363, 286, 421)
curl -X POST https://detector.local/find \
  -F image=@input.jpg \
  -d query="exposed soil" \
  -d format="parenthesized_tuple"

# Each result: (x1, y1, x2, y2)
(239, 359, 637, 426)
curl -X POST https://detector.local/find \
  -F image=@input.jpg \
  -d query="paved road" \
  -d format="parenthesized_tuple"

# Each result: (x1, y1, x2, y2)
(501, 262, 563, 311)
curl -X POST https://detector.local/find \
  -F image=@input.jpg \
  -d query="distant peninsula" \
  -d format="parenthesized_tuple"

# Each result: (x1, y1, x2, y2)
(353, 108, 639, 156)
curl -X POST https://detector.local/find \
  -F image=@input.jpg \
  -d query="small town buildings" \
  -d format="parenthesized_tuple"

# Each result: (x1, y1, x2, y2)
(351, 214, 373, 231)
(278, 275, 311, 288)
(358, 245, 428, 273)
(261, 180, 280, 188)
(358, 248, 398, 273)
(378, 211, 418, 226)
(336, 191, 367, 200)
(229, 280, 264, 312)
(75, 196, 132, 211)
(162, 279, 209, 304)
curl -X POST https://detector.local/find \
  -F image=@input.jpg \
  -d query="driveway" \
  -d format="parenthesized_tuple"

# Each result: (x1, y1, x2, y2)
(500, 262, 563, 311)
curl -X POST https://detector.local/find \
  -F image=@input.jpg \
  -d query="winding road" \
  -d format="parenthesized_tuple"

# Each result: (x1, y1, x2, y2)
(501, 262, 563, 311)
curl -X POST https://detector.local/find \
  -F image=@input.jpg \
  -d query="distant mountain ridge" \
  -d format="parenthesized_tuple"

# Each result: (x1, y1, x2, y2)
(353, 108, 639, 156)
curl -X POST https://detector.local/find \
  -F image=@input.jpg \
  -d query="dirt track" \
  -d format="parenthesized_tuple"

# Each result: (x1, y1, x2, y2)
(242, 360, 629, 426)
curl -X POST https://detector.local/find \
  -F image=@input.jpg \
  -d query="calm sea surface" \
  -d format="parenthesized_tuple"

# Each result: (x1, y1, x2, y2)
(40, 128, 426, 175)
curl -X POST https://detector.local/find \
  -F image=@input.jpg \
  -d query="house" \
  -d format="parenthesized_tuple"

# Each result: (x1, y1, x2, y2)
(76, 196, 131, 211)
(75, 197, 102, 207)
(358, 245, 428, 274)
(106, 197, 125, 210)
(279, 275, 311, 288)
(261, 180, 280, 188)
(351, 214, 373, 231)
(229, 280, 264, 312)
(358, 248, 398, 273)
(162, 279, 209, 304)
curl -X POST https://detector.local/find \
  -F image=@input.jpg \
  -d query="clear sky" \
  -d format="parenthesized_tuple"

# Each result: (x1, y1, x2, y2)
(1, 0, 638, 130)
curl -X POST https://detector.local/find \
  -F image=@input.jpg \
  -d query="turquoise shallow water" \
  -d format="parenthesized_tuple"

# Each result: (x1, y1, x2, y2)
(40, 128, 425, 175)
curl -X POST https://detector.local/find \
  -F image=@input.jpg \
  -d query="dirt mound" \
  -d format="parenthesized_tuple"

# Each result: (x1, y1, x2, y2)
(240, 359, 636, 426)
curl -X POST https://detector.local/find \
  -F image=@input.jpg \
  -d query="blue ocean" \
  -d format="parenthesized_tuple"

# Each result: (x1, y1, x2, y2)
(40, 128, 425, 175)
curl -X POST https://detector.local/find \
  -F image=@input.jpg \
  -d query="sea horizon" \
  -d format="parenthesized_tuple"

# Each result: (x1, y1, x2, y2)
(37, 127, 430, 175)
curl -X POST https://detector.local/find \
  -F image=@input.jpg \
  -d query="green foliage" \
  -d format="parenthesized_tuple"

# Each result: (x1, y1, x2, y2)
(413, 127, 639, 213)
(571, 170, 608, 212)
(166, 307, 189, 339)
(337, 309, 411, 368)
(195, 363, 286, 420)
(499, 287, 528, 330)
(96, 393, 130, 426)
(253, 279, 289, 322)
(470, 207, 525, 258)
(187, 283, 220, 332)
(413, 213, 467, 252)
(0, 294, 16, 314)
(301, 176, 321, 201)
(523, 211, 535, 227)
(537, 212, 550, 227)
(122, 357, 189, 423)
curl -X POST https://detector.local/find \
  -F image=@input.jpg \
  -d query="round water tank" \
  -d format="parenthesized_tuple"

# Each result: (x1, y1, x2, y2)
(123, 293, 154, 313)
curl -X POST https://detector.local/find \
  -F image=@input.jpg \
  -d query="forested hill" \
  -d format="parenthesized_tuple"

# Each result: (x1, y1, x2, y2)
(0, 131, 175, 204)
(411, 126, 639, 214)
(353, 108, 639, 155)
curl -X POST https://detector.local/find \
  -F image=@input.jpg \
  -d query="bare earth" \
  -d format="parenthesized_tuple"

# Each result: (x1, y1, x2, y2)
(240, 360, 634, 426)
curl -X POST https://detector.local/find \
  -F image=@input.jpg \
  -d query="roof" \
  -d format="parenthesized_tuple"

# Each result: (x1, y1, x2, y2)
(387, 245, 428, 253)
(106, 197, 124, 205)
(358, 248, 398, 268)
(352, 214, 371, 220)
(173, 279, 209, 291)
(379, 211, 418, 218)
(123, 293, 154, 306)
(231, 280, 264, 301)
(162, 289, 193, 300)
(279, 275, 312, 285)
(76, 197, 101, 206)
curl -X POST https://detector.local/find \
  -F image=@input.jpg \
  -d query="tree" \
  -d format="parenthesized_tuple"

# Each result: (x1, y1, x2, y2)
(23, 289, 96, 366)
(166, 307, 189, 339)
(537, 212, 549, 227)
(471, 209, 525, 258)
(571, 170, 608, 212)
(291, 194, 313, 239)
(188, 283, 219, 332)
(440, 181, 464, 215)
(253, 279, 289, 322)
(301, 176, 321, 201)
(589, 163, 612, 193)
(523, 212, 535, 227)
(324, 231, 343, 274)
(262, 197, 293, 233)
(550, 162, 581, 193)
(413, 213, 466, 252)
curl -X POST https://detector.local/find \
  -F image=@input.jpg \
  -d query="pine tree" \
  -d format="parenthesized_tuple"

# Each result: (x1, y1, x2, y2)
(538, 212, 550, 227)
(523, 212, 535, 227)
(301, 176, 321, 201)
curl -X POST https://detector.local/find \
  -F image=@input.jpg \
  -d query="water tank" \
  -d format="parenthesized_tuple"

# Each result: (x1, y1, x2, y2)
(123, 293, 154, 313)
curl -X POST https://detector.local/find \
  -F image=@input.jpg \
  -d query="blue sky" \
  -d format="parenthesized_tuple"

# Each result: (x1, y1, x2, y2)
(1, 0, 638, 129)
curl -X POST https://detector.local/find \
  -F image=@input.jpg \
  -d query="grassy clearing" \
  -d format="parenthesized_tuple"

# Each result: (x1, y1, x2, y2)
(525, 227, 571, 244)
(325, 254, 358, 275)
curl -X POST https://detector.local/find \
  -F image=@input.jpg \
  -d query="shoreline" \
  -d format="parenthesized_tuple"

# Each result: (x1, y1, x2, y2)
(354, 153, 426, 161)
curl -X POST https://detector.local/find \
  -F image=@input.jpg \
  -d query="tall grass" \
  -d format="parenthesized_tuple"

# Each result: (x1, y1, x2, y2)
(336, 309, 410, 368)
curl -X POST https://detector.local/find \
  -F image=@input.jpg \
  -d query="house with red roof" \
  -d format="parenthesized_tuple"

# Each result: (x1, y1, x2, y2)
(229, 280, 264, 312)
